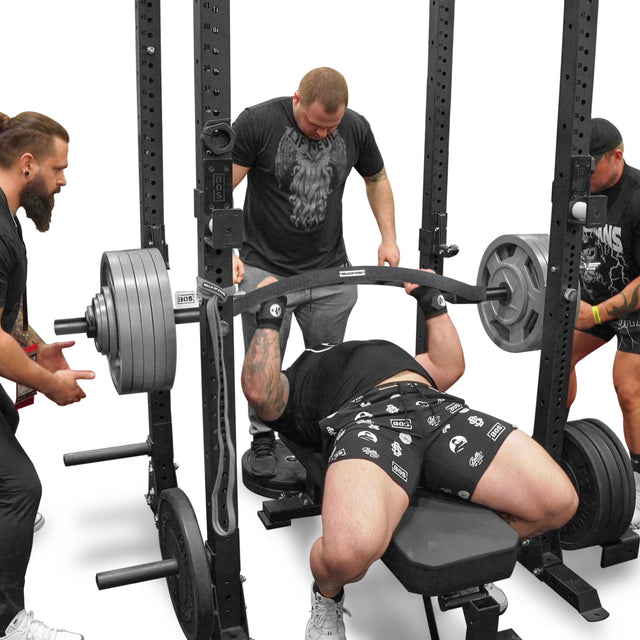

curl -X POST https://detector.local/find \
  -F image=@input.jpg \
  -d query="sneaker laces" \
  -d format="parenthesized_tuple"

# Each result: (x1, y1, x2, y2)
(16, 611, 58, 640)
(251, 439, 275, 458)
(309, 596, 351, 632)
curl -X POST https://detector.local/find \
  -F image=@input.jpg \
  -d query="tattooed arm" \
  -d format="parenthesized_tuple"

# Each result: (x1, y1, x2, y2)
(241, 327, 290, 422)
(364, 167, 400, 267)
(576, 274, 640, 329)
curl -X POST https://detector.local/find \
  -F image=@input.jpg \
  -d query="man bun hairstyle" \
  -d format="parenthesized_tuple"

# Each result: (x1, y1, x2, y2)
(298, 67, 348, 113)
(0, 111, 69, 169)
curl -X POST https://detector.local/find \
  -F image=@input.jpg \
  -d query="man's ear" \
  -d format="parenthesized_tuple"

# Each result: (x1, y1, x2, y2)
(19, 152, 36, 177)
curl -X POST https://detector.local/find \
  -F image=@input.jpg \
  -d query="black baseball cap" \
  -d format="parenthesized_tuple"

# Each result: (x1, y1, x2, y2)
(590, 118, 622, 164)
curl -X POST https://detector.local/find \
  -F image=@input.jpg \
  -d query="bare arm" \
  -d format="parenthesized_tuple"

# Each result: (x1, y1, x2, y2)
(0, 308, 94, 405)
(364, 167, 400, 267)
(404, 278, 465, 391)
(414, 313, 465, 391)
(241, 327, 290, 423)
(577, 274, 640, 329)
(232, 163, 250, 190)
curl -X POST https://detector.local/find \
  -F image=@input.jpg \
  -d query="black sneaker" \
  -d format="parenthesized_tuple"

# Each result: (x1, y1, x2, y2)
(248, 435, 277, 478)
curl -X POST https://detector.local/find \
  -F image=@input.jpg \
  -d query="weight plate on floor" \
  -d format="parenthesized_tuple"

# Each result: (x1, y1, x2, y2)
(101, 252, 134, 394)
(570, 420, 620, 544)
(477, 234, 549, 352)
(580, 418, 635, 536)
(158, 488, 214, 640)
(559, 421, 612, 550)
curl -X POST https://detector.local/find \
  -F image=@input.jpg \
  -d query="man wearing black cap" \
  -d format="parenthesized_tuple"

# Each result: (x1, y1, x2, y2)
(568, 117, 640, 529)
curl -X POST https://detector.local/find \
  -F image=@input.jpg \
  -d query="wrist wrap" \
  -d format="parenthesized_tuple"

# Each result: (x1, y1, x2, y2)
(410, 286, 447, 320)
(256, 296, 287, 330)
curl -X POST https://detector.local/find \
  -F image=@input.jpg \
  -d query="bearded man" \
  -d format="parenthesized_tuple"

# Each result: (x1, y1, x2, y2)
(231, 68, 399, 478)
(0, 111, 94, 640)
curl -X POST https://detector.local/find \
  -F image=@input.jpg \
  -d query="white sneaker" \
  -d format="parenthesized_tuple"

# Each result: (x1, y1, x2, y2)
(484, 583, 508, 615)
(305, 585, 351, 640)
(632, 471, 640, 530)
(33, 513, 45, 534)
(1, 610, 83, 640)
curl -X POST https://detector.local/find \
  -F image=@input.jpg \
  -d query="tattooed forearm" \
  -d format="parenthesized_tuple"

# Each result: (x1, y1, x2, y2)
(607, 284, 640, 318)
(241, 329, 289, 420)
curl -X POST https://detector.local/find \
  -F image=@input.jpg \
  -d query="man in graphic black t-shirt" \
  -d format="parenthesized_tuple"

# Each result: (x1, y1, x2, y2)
(232, 67, 400, 477)
(568, 118, 640, 529)
(242, 276, 578, 640)
(0, 112, 94, 640)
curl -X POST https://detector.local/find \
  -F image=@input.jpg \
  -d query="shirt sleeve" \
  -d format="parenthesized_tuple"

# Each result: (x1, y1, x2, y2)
(232, 108, 257, 168)
(352, 114, 385, 179)
(0, 236, 13, 310)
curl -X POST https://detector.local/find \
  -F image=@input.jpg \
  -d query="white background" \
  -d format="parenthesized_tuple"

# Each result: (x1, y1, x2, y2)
(1, 1, 638, 638)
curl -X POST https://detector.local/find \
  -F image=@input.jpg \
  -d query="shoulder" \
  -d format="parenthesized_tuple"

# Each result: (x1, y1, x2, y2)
(339, 107, 373, 132)
(235, 97, 291, 123)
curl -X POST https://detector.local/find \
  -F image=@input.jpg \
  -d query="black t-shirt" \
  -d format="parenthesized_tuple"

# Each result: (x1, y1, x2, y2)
(232, 97, 385, 276)
(580, 163, 640, 304)
(0, 188, 27, 333)
(267, 340, 435, 448)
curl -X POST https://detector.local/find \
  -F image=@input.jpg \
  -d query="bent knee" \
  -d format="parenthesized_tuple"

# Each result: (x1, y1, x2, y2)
(322, 537, 385, 584)
(531, 476, 578, 532)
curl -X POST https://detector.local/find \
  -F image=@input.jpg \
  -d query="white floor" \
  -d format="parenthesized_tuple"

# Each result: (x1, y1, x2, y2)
(3, 0, 640, 638)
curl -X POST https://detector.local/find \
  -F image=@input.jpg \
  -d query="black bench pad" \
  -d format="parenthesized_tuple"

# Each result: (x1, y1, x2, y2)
(383, 488, 520, 595)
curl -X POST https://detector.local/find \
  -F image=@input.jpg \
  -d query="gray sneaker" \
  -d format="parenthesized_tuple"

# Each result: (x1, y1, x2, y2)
(631, 471, 640, 530)
(33, 513, 45, 533)
(305, 586, 351, 640)
(2, 610, 84, 640)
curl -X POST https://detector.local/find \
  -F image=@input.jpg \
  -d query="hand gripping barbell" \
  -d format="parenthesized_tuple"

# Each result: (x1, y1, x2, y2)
(54, 235, 568, 395)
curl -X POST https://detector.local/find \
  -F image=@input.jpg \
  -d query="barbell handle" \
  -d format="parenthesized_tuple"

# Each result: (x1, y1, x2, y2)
(96, 558, 179, 590)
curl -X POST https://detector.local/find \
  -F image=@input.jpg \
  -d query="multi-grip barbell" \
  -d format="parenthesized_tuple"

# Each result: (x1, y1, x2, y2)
(54, 234, 565, 395)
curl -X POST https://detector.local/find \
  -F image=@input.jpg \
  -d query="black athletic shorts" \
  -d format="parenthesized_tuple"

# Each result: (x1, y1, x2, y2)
(320, 381, 516, 500)
(578, 310, 640, 353)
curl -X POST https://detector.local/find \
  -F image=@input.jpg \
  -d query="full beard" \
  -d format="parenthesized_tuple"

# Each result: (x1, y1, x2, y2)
(21, 176, 56, 232)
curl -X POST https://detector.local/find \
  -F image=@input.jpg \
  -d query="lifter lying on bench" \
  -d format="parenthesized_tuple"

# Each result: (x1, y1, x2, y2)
(241, 274, 579, 640)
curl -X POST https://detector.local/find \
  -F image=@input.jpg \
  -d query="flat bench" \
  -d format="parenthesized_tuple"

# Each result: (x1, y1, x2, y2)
(257, 437, 522, 639)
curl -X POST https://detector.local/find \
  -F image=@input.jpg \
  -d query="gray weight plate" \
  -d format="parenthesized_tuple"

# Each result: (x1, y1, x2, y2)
(137, 249, 167, 392)
(139, 249, 177, 390)
(101, 252, 134, 394)
(127, 249, 159, 393)
(117, 252, 146, 394)
(477, 234, 548, 352)
(147, 248, 177, 390)
(102, 285, 118, 363)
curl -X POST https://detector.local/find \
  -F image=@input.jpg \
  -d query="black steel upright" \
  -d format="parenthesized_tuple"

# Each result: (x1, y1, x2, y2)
(518, 0, 609, 622)
(193, 1, 249, 638)
(417, 0, 457, 354)
(135, 0, 178, 508)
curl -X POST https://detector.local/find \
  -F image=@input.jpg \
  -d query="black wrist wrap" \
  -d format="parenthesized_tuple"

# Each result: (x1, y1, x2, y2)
(410, 286, 447, 320)
(256, 296, 287, 330)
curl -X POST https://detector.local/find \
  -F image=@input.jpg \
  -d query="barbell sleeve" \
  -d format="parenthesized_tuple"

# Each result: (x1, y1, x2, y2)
(96, 558, 179, 590)
(54, 317, 89, 335)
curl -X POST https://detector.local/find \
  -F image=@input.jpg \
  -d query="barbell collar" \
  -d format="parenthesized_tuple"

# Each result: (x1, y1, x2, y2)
(96, 558, 179, 590)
